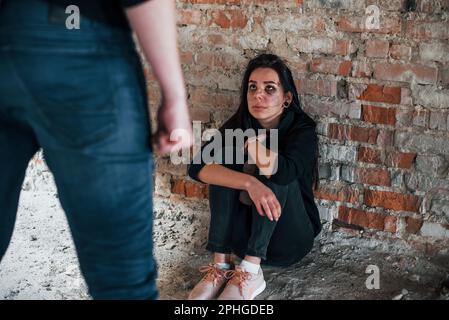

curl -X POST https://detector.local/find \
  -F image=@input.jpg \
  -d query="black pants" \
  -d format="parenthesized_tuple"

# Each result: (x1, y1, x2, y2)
(206, 173, 315, 265)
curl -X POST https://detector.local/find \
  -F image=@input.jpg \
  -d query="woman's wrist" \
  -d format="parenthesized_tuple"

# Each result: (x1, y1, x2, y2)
(243, 175, 258, 191)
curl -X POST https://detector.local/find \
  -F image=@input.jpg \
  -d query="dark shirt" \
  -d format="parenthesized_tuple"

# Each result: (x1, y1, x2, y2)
(188, 109, 322, 265)
(44, 0, 150, 30)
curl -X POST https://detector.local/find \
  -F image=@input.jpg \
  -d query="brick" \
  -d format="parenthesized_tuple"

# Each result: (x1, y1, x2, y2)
(177, 9, 203, 26)
(189, 87, 239, 108)
(377, 129, 394, 146)
(429, 192, 449, 217)
(362, 105, 397, 125)
(302, 97, 361, 119)
(413, 85, 449, 109)
(190, 108, 211, 122)
(364, 190, 420, 212)
(310, 58, 352, 76)
(288, 37, 351, 56)
(406, 21, 449, 40)
(420, 222, 449, 238)
(314, 184, 360, 203)
(384, 216, 398, 233)
(348, 83, 367, 101)
(439, 67, 449, 86)
(171, 179, 208, 198)
(395, 130, 449, 155)
(405, 173, 441, 192)
(415, 154, 448, 177)
(337, 15, 402, 34)
(401, 88, 413, 106)
(328, 123, 378, 143)
(178, 53, 192, 67)
(240, 0, 298, 6)
(185, 0, 241, 4)
(296, 79, 338, 97)
(196, 52, 235, 69)
(419, 42, 449, 63)
(208, 10, 247, 29)
(306, 0, 364, 10)
(374, 63, 438, 85)
(358, 146, 382, 164)
(185, 181, 208, 198)
(318, 163, 332, 180)
(348, 102, 362, 119)
(317, 204, 332, 221)
(320, 144, 358, 163)
(412, 108, 429, 127)
(429, 111, 448, 131)
(263, 15, 321, 33)
(385, 152, 416, 169)
(395, 108, 413, 127)
(356, 167, 391, 187)
(171, 179, 186, 195)
(338, 206, 396, 232)
(365, 40, 389, 58)
(352, 60, 373, 78)
(206, 34, 228, 46)
(331, 165, 341, 181)
(288, 60, 309, 76)
(358, 84, 401, 104)
(417, 0, 449, 13)
(390, 44, 412, 61)
(338, 206, 373, 229)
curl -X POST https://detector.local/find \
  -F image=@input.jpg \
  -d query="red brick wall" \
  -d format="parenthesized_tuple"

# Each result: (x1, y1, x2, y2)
(144, 0, 449, 255)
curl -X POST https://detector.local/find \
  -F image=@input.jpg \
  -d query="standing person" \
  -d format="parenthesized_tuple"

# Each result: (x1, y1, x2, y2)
(0, 0, 192, 299)
(187, 54, 321, 300)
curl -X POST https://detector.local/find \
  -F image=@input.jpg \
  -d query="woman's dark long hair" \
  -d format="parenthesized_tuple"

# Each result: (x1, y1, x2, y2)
(221, 53, 320, 191)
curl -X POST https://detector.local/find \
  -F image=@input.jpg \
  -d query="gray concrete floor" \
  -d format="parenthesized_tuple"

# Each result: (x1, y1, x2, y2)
(154, 198, 449, 300)
(1, 184, 448, 300)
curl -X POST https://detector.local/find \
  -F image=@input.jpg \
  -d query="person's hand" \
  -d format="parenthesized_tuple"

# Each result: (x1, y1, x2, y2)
(246, 177, 281, 222)
(152, 98, 193, 154)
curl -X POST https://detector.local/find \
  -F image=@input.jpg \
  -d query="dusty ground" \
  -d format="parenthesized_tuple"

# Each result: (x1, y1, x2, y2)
(1, 157, 448, 300)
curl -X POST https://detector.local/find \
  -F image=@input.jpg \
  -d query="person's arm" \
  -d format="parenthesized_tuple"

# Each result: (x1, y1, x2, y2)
(198, 164, 281, 221)
(245, 134, 278, 178)
(265, 126, 318, 185)
(125, 0, 192, 154)
(244, 125, 318, 185)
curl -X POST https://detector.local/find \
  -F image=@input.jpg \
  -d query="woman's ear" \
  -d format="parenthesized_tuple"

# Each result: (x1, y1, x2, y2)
(285, 91, 293, 104)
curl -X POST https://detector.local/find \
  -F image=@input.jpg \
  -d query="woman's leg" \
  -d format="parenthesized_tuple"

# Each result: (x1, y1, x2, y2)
(218, 176, 290, 300)
(206, 184, 241, 256)
(246, 175, 290, 260)
(188, 184, 240, 300)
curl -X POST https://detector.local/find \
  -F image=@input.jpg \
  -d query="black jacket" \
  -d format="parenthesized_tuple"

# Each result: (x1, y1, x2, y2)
(188, 108, 322, 242)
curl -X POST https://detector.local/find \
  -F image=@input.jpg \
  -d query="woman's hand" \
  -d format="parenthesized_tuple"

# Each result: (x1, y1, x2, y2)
(245, 177, 281, 222)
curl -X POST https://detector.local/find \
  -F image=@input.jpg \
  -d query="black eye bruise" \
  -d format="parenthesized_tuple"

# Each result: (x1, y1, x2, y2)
(265, 86, 276, 94)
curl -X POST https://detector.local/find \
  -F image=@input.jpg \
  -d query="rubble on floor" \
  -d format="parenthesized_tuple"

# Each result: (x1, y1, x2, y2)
(1, 188, 448, 300)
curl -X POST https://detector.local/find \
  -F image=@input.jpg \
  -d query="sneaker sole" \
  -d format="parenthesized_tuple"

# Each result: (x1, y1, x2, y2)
(249, 280, 266, 300)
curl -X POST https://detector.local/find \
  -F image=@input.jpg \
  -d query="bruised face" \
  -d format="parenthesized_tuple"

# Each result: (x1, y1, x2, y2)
(247, 68, 292, 128)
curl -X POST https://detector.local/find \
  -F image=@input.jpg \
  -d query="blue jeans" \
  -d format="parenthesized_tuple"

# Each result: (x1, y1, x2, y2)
(0, 0, 157, 299)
